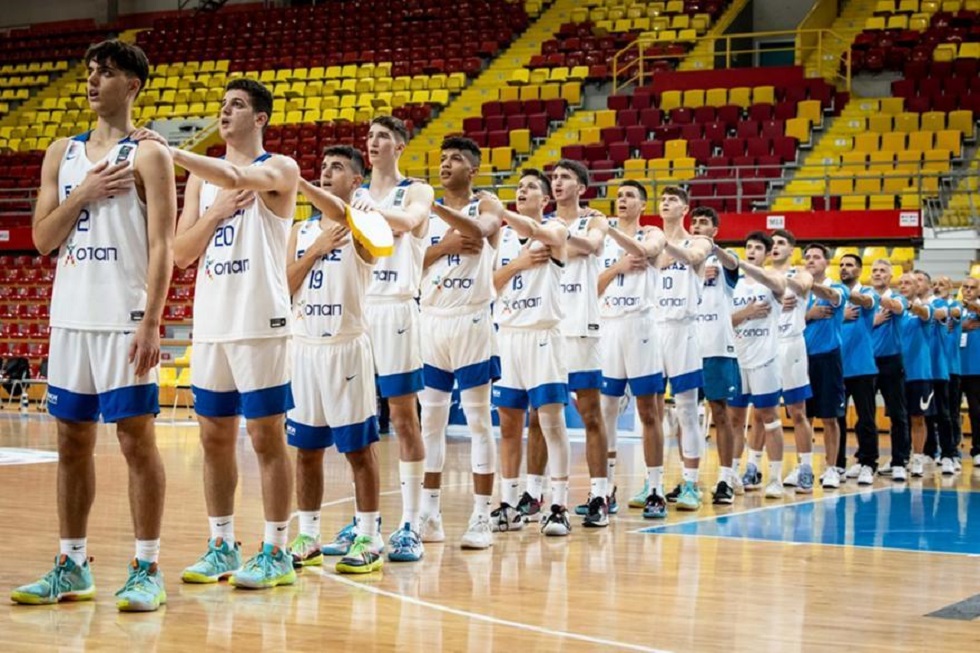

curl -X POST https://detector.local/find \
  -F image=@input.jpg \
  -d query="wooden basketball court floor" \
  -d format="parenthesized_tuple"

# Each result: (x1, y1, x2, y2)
(1, 411, 979, 652)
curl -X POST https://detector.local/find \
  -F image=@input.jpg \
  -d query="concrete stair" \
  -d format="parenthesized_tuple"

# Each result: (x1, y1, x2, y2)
(802, 0, 877, 81)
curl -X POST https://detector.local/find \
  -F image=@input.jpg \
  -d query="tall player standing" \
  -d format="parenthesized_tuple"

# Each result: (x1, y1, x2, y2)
(347, 116, 433, 561)
(485, 171, 573, 534)
(136, 78, 299, 589)
(418, 137, 503, 549)
(12, 40, 175, 612)
(285, 145, 388, 573)
(897, 273, 937, 477)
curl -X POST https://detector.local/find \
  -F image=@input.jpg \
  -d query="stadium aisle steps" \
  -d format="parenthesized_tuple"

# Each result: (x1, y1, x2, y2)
(803, 0, 879, 80)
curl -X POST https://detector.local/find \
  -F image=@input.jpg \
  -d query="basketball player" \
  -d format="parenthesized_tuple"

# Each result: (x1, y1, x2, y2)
(956, 277, 980, 467)
(135, 78, 298, 589)
(897, 272, 937, 477)
(934, 275, 963, 472)
(546, 159, 610, 519)
(802, 243, 851, 488)
(12, 40, 175, 612)
(835, 254, 879, 484)
(869, 259, 910, 481)
(767, 230, 816, 494)
(914, 270, 957, 473)
(418, 136, 503, 548)
(346, 116, 433, 561)
(599, 181, 669, 520)
(689, 207, 741, 504)
(723, 232, 787, 499)
(285, 145, 388, 574)
(485, 170, 573, 533)
(649, 187, 710, 511)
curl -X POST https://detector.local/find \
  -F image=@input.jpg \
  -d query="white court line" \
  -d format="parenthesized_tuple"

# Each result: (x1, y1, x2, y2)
(309, 567, 671, 653)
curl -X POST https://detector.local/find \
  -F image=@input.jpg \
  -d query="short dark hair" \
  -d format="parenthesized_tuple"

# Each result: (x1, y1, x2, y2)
(745, 230, 773, 252)
(371, 115, 410, 143)
(803, 243, 831, 260)
(840, 253, 863, 267)
(661, 185, 689, 204)
(690, 205, 719, 226)
(913, 268, 931, 281)
(323, 145, 366, 176)
(619, 179, 648, 202)
(520, 168, 552, 198)
(226, 78, 273, 122)
(441, 136, 482, 165)
(84, 39, 149, 96)
(553, 159, 589, 186)
(770, 228, 796, 246)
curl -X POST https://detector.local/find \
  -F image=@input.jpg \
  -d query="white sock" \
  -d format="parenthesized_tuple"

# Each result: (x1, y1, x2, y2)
(749, 449, 764, 468)
(606, 455, 617, 485)
(422, 489, 441, 516)
(473, 494, 493, 520)
(355, 511, 380, 538)
(590, 477, 608, 500)
(551, 480, 569, 508)
(718, 466, 732, 484)
(60, 538, 87, 566)
(501, 477, 520, 507)
(135, 539, 160, 564)
(769, 461, 782, 483)
(526, 474, 546, 499)
(264, 520, 289, 549)
(801, 452, 813, 467)
(298, 511, 321, 539)
(646, 466, 663, 494)
(732, 454, 741, 474)
(399, 460, 424, 529)
(682, 467, 699, 483)
(208, 515, 235, 542)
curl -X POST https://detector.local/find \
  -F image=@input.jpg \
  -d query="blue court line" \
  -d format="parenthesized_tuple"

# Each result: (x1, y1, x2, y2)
(636, 487, 980, 557)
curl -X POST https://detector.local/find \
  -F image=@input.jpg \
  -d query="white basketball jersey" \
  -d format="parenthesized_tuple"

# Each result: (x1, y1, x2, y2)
(494, 226, 563, 329)
(193, 153, 292, 342)
(778, 267, 809, 340)
(421, 198, 495, 312)
(654, 239, 702, 322)
(732, 276, 780, 369)
(698, 254, 737, 358)
(359, 180, 426, 301)
(292, 216, 371, 341)
(51, 134, 148, 331)
(599, 226, 653, 319)
(555, 213, 601, 337)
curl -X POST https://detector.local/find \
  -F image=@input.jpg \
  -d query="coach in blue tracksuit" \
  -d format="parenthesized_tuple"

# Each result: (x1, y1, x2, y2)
(870, 259, 910, 475)
(958, 277, 980, 466)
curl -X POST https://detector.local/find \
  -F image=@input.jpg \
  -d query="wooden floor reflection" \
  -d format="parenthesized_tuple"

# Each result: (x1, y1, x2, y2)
(1, 412, 979, 652)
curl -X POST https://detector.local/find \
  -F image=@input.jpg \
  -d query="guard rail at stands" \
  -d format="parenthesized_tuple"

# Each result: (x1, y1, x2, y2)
(612, 29, 853, 95)
(796, 0, 841, 66)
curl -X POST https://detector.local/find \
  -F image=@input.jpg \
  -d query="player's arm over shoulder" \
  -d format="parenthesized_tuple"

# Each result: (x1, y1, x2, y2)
(384, 181, 433, 237)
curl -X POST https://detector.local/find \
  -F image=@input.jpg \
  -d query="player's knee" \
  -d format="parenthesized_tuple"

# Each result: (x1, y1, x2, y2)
(636, 402, 660, 427)
(296, 447, 324, 468)
(579, 403, 603, 430)
(115, 429, 155, 463)
(344, 445, 377, 472)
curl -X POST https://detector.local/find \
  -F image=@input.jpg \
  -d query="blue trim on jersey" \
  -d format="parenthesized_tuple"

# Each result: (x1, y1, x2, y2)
(286, 416, 380, 453)
(192, 383, 293, 419)
(490, 355, 501, 381)
(72, 131, 92, 142)
(730, 387, 782, 409)
(360, 179, 414, 190)
(492, 385, 531, 410)
(782, 384, 813, 405)
(254, 152, 272, 163)
(377, 369, 424, 398)
(46, 385, 101, 423)
(668, 368, 703, 393)
(722, 264, 739, 290)
(702, 357, 741, 402)
(100, 384, 160, 422)
(569, 369, 602, 391)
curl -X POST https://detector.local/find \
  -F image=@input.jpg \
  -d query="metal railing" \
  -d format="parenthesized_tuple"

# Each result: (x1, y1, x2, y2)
(611, 29, 853, 94)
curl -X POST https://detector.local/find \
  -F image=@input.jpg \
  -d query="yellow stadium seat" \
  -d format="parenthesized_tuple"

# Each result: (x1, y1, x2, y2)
(510, 68, 530, 85)
(892, 112, 918, 133)
(624, 159, 646, 180)
(752, 86, 775, 105)
(934, 43, 956, 62)
(665, 139, 687, 160)
(920, 111, 945, 132)
(539, 83, 560, 101)
(910, 13, 930, 30)
(568, 66, 589, 81)
(594, 109, 616, 129)
(430, 89, 450, 106)
(867, 151, 894, 170)
(829, 174, 855, 195)
(865, 17, 886, 30)
(561, 82, 582, 105)
(499, 85, 520, 102)
(887, 15, 909, 29)
(648, 157, 671, 182)
(491, 147, 513, 170)
(728, 87, 751, 107)
(841, 151, 867, 170)
(899, 0, 920, 11)
(908, 131, 933, 151)
(875, 0, 895, 11)
(672, 157, 696, 180)
(895, 149, 922, 171)
(882, 174, 910, 193)
(550, 67, 569, 83)
(510, 129, 531, 154)
(868, 114, 892, 134)
(891, 247, 915, 263)
(923, 148, 950, 171)
(879, 97, 905, 115)
(936, 130, 961, 157)
(410, 90, 430, 104)
(579, 126, 601, 143)
(785, 117, 812, 142)
(881, 132, 906, 152)
(947, 110, 973, 135)
(683, 89, 705, 108)
(660, 90, 682, 111)
(854, 133, 880, 153)
(705, 88, 727, 106)
(855, 174, 882, 194)
(529, 69, 550, 85)
(841, 195, 868, 210)
(447, 73, 466, 91)
(960, 42, 980, 58)
(840, 117, 867, 134)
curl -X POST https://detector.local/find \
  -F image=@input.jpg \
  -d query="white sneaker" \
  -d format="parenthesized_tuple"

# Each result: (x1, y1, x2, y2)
(892, 466, 907, 482)
(731, 472, 745, 496)
(540, 505, 571, 537)
(878, 463, 893, 477)
(460, 514, 493, 550)
(941, 457, 956, 475)
(973, 454, 980, 466)
(822, 467, 841, 489)
(857, 465, 874, 486)
(419, 513, 446, 543)
(764, 480, 784, 499)
(845, 463, 862, 479)
(911, 455, 924, 478)
(953, 458, 962, 473)
(782, 467, 799, 487)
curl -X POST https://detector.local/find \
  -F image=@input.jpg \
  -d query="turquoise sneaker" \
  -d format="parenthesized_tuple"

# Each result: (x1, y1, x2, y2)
(181, 537, 242, 584)
(288, 533, 323, 568)
(629, 480, 650, 508)
(11, 555, 95, 605)
(115, 559, 166, 612)
(321, 521, 356, 556)
(387, 523, 424, 562)
(676, 481, 702, 511)
(336, 535, 384, 574)
(230, 543, 297, 589)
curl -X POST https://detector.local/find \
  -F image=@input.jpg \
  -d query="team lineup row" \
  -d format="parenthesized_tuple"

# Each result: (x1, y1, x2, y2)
(10, 40, 980, 614)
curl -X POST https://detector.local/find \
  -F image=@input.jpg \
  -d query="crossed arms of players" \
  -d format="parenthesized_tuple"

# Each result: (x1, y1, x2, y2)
(730, 258, 787, 327)
(352, 182, 433, 237)
(423, 194, 502, 270)
(488, 203, 569, 293)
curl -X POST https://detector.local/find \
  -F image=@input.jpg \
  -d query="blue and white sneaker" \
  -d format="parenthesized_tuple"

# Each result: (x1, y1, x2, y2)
(115, 559, 166, 612)
(643, 491, 668, 519)
(676, 481, 702, 511)
(321, 521, 356, 556)
(11, 555, 95, 605)
(796, 463, 814, 494)
(181, 538, 241, 584)
(742, 462, 763, 490)
(387, 523, 424, 562)
(230, 543, 296, 589)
